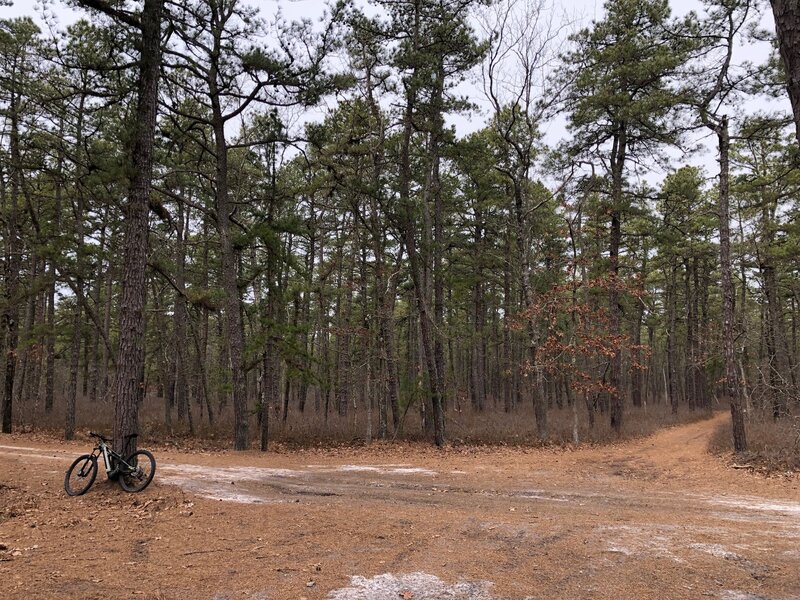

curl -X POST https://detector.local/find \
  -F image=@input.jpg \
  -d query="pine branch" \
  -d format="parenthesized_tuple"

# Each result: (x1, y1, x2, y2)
(74, 0, 142, 30)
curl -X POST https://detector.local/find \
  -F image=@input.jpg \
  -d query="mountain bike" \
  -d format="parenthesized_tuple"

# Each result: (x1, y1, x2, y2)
(64, 432, 156, 496)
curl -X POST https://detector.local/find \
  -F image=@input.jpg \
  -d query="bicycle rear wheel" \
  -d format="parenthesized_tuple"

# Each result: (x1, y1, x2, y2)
(64, 454, 98, 496)
(118, 450, 156, 493)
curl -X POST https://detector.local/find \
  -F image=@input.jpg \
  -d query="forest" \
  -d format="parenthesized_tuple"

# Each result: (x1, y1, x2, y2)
(1, 0, 799, 461)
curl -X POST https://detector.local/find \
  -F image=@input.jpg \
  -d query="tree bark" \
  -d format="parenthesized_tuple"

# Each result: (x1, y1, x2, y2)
(210, 85, 249, 449)
(718, 117, 747, 451)
(666, 264, 680, 415)
(108, 0, 165, 458)
(471, 206, 487, 412)
(771, 0, 800, 146)
(44, 150, 62, 414)
(2, 75, 23, 434)
(608, 124, 627, 433)
(399, 84, 445, 447)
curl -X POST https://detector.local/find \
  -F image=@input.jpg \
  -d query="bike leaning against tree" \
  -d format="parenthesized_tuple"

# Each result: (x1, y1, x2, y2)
(64, 432, 156, 496)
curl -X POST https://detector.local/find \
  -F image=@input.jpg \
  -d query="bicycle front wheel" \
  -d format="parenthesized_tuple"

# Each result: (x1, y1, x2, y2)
(64, 454, 98, 496)
(118, 450, 156, 493)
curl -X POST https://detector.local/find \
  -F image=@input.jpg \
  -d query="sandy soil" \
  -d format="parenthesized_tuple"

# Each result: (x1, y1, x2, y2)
(1, 412, 799, 600)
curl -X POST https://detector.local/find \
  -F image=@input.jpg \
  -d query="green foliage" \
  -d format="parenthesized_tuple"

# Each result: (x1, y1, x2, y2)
(3, 0, 799, 449)
(564, 0, 696, 162)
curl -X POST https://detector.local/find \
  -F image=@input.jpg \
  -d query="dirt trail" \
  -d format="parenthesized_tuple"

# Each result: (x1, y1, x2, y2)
(1, 413, 798, 600)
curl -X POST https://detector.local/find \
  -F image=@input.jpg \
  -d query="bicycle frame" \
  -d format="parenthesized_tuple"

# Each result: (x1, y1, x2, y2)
(91, 440, 128, 478)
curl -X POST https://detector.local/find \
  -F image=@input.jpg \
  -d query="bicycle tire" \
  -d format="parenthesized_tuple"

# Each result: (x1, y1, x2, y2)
(64, 454, 98, 496)
(118, 450, 156, 493)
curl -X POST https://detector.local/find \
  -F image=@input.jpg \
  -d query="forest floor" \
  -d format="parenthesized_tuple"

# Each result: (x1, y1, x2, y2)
(1, 412, 799, 600)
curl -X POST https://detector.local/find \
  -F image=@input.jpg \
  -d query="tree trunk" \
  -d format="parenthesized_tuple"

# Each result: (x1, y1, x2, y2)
(88, 217, 107, 403)
(608, 124, 627, 434)
(100, 245, 114, 400)
(471, 209, 487, 413)
(44, 161, 61, 414)
(399, 85, 445, 446)
(695, 256, 710, 410)
(110, 0, 164, 458)
(771, 0, 800, 146)
(65, 290, 82, 440)
(211, 99, 249, 450)
(2, 78, 23, 434)
(718, 117, 747, 451)
(630, 228, 646, 409)
(430, 62, 448, 420)
(14, 256, 37, 419)
(173, 200, 190, 428)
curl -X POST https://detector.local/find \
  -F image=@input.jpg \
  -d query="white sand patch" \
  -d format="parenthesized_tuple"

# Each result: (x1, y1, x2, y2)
(334, 465, 437, 476)
(200, 492, 270, 504)
(721, 591, 771, 600)
(161, 463, 302, 481)
(599, 525, 685, 563)
(711, 497, 800, 516)
(158, 474, 277, 504)
(693, 492, 800, 517)
(518, 491, 570, 503)
(327, 572, 494, 600)
(688, 543, 741, 560)
(158, 464, 303, 503)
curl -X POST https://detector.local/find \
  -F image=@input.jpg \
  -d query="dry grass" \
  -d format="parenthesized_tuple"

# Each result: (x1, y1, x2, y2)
(19, 391, 712, 450)
(709, 409, 800, 472)
(443, 401, 709, 446)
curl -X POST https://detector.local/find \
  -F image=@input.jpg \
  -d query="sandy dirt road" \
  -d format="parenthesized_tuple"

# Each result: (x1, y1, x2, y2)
(1, 412, 799, 599)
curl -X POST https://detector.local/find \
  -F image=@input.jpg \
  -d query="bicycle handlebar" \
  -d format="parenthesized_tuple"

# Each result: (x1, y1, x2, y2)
(89, 431, 137, 442)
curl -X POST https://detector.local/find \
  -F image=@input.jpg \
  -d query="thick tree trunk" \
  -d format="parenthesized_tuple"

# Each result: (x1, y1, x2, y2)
(110, 0, 164, 458)
(2, 85, 23, 434)
(771, 0, 800, 146)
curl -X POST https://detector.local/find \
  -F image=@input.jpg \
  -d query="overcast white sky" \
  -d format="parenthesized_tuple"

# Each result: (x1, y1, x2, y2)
(1, 0, 727, 27)
(2, 0, 789, 185)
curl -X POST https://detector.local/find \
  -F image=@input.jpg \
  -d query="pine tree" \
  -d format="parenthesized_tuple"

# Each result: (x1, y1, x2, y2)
(563, 0, 695, 433)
